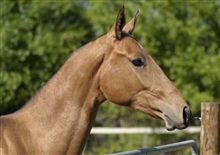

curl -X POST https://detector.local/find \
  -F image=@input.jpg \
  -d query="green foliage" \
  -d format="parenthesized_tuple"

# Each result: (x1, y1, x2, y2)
(86, 134, 144, 155)
(0, 0, 94, 114)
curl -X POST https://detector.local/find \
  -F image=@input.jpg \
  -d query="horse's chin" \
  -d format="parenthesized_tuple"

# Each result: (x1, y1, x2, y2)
(166, 126, 176, 131)
(163, 116, 187, 131)
(165, 125, 187, 131)
(164, 120, 176, 131)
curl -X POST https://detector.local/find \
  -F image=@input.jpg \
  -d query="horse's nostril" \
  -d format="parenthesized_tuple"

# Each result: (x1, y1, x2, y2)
(183, 106, 191, 127)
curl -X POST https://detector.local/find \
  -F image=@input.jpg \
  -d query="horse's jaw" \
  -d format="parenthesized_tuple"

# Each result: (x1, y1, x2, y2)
(131, 90, 190, 131)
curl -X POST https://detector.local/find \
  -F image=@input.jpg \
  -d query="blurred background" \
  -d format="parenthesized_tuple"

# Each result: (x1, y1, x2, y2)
(1, 0, 220, 154)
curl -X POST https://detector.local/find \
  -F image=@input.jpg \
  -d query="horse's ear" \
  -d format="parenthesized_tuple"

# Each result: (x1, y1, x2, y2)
(123, 10, 139, 35)
(115, 5, 126, 40)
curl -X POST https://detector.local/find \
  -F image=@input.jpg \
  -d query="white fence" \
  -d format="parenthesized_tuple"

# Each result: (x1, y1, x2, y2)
(91, 127, 200, 134)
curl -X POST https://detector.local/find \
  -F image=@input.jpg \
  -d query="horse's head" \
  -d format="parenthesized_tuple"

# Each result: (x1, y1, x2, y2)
(99, 6, 191, 130)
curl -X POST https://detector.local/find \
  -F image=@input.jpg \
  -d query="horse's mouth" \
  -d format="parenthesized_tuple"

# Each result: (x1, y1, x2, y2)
(131, 102, 188, 131)
(166, 125, 187, 131)
(150, 109, 187, 131)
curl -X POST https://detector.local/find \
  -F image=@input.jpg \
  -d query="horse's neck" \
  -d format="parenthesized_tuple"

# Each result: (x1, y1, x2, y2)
(14, 37, 107, 154)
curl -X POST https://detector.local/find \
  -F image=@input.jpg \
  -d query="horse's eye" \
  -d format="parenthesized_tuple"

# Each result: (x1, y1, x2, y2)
(131, 58, 144, 67)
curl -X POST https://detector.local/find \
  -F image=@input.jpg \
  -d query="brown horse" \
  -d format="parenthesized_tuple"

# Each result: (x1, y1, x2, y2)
(0, 7, 191, 155)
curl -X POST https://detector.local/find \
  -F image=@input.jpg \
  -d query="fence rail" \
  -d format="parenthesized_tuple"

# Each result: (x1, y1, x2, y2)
(91, 127, 200, 134)
(109, 140, 199, 155)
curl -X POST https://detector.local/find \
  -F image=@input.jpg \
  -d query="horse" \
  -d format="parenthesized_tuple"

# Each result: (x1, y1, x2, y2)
(0, 6, 191, 155)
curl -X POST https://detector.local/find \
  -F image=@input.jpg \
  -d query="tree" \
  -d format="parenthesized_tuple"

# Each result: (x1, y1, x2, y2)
(0, 0, 94, 114)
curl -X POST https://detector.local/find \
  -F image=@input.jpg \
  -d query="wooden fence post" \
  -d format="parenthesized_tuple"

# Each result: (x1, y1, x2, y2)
(200, 102, 220, 155)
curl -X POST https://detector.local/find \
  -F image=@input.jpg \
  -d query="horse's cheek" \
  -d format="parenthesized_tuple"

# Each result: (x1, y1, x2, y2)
(100, 72, 131, 104)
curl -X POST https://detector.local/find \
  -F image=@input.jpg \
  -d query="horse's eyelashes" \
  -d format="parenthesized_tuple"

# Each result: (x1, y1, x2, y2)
(131, 58, 144, 67)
